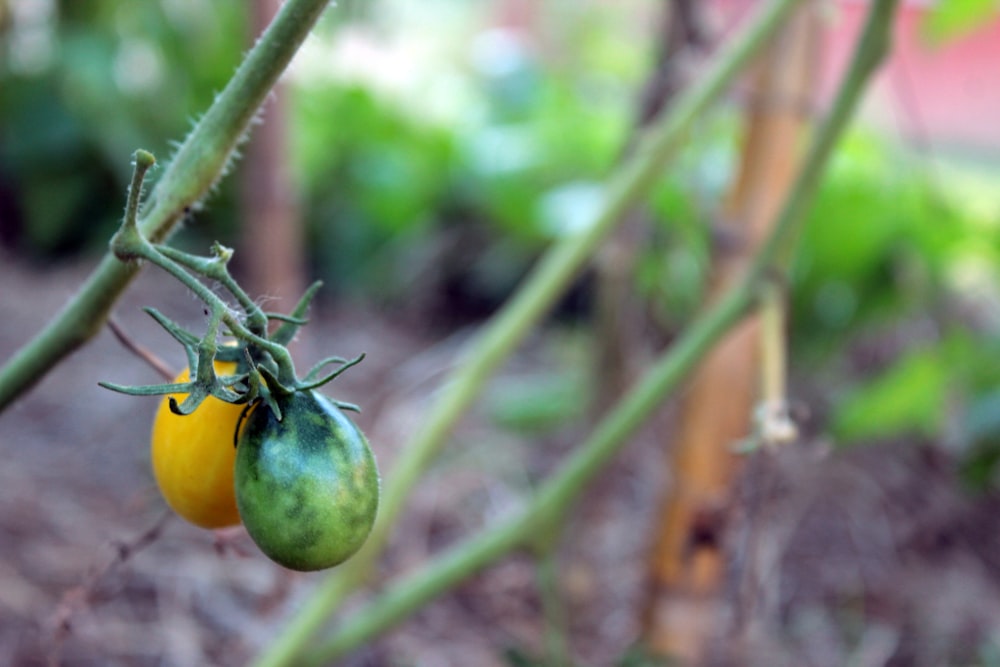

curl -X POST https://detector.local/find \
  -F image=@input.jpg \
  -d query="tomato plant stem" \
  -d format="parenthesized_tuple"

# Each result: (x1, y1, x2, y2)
(155, 243, 270, 337)
(0, 0, 334, 413)
(124, 150, 156, 234)
(112, 223, 300, 394)
(274, 0, 901, 661)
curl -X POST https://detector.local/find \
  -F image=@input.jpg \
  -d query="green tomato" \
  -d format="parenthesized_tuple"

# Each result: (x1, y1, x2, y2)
(235, 390, 380, 571)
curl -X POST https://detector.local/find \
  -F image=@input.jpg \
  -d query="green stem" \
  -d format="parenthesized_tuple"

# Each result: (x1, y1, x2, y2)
(251, 1, 802, 665)
(137, 2, 333, 243)
(124, 150, 156, 236)
(135, 241, 299, 386)
(0, 0, 332, 413)
(294, 0, 901, 661)
(305, 283, 755, 666)
(121, 236, 294, 377)
(538, 544, 569, 667)
(157, 243, 270, 336)
(307, 514, 529, 665)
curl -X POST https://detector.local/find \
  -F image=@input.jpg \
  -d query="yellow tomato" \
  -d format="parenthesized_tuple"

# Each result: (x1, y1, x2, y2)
(151, 362, 245, 529)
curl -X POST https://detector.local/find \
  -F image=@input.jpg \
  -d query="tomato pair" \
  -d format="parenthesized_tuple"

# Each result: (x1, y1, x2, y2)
(151, 363, 380, 571)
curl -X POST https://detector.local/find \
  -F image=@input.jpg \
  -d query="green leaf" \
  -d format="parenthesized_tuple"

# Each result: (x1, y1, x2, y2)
(922, 0, 1000, 45)
(833, 349, 949, 443)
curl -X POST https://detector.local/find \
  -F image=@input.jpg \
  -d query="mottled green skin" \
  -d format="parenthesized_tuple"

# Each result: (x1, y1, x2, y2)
(235, 391, 380, 571)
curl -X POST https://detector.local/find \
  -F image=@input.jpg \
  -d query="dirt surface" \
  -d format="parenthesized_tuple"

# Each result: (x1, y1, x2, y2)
(3, 252, 1000, 667)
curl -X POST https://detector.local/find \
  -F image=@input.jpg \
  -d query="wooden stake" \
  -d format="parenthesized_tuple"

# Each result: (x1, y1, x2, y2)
(641, 6, 819, 662)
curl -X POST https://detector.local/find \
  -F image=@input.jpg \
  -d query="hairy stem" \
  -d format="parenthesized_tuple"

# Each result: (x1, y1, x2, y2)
(295, 0, 900, 661)
(127, 239, 299, 388)
(0, 0, 333, 413)
(250, 0, 803, 665)
(124, 150, 156, 235)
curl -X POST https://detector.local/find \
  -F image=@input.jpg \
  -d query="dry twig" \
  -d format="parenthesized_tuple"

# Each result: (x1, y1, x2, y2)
(107, 316, 177, 381)
(47, 511, 173, 667)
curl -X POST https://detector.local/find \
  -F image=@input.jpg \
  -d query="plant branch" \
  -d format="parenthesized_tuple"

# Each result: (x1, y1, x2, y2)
(297, 0, 901, 661)
(0, 0, 334, 413)
(250, 0, 804, 665)
(111, 210, 301, 393)
(305, 273, 756, 666)
(106, 317, 176, 381)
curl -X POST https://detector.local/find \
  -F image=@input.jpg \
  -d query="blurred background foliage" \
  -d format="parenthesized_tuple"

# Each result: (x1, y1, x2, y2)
(3, 0, 1000, 483)
(0, 1, 246, 253)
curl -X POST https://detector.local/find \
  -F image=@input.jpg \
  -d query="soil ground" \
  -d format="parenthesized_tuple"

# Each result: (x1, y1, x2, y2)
(2, 252, 1000, 667)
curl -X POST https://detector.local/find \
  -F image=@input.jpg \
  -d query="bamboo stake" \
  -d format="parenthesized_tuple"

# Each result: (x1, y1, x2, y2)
(641, 6, 820, 662)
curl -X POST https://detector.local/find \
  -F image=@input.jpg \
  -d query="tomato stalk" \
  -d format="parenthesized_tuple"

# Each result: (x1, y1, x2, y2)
(100, 150, 362, 419)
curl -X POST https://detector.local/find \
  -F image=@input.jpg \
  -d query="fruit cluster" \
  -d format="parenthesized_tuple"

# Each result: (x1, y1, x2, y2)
(151, 364, 380, 571)
(104, 150, 380, 571)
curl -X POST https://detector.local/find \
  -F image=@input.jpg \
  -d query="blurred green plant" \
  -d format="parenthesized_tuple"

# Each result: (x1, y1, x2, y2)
(776, 132, 1000, 486)
(921, 0, 1000, 45)
(791, 135, 965, 348)
(0, 1, 245, 255)
(1, 1, 638, 295)
(285, 46, 631, 303)
(290, 83, 458, 298)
